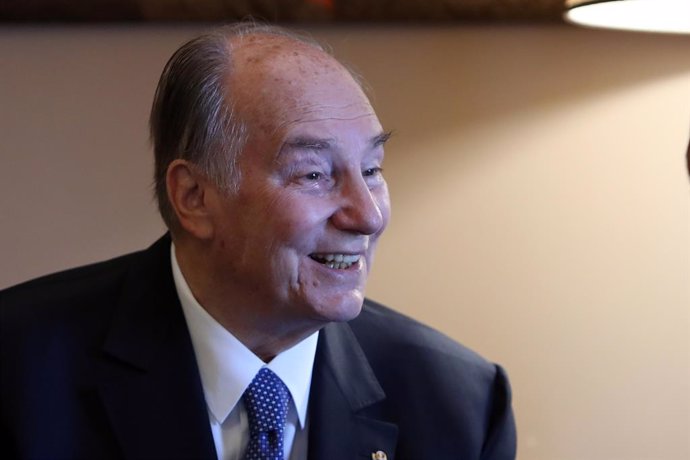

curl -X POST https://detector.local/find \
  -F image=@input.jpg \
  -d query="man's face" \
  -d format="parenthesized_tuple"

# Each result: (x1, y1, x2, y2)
(206, 40, 390, 332)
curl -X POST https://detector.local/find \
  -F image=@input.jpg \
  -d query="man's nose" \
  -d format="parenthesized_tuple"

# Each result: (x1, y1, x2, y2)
(331, 176, 385, 235)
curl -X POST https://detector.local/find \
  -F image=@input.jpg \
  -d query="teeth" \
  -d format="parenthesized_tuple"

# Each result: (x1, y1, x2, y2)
(311, 253, 360, 269)
(326, 261, 352, 269)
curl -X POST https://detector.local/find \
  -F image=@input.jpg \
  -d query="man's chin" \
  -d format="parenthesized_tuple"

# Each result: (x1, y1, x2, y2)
(308, 292, 365, 324)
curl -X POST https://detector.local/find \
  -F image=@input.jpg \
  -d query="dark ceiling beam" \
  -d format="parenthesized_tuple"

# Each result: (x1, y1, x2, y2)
(1, 0, 566, 23)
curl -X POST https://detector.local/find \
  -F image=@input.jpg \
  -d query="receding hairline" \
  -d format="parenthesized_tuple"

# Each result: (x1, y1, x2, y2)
(220, 30, 374, 138)
(225, 31, 346, 81)
(217, 26, 369, 99)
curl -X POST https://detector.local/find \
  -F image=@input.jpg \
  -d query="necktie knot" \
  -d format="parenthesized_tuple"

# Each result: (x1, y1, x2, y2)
(242, 368, 290, 460)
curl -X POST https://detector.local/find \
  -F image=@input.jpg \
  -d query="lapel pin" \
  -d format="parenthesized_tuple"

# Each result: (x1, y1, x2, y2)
(371, 451, 388, 460)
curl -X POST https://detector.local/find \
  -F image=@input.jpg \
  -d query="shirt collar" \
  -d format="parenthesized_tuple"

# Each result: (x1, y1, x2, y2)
(170, 243, 318, 428)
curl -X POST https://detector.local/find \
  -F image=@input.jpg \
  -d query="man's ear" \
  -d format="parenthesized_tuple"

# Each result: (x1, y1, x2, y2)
(166, 159, 215, 239)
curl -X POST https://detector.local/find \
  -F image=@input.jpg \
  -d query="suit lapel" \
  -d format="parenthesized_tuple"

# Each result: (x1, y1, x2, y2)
(308, 321, 398, 460)
(97, 236, 216, 460)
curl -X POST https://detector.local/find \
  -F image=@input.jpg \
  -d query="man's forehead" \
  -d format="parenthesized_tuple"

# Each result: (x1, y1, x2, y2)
(228, 34, 374, 137)
(229, 33, 352, 90)
(230, 33, 332, 69)
(240, 97, 377, 144)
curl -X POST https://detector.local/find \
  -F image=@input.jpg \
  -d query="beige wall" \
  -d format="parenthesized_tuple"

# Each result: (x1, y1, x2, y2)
(1, 24, 688, 460)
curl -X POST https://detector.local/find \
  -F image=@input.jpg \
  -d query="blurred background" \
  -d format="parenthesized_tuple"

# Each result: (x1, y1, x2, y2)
(1, 1, 689, 459)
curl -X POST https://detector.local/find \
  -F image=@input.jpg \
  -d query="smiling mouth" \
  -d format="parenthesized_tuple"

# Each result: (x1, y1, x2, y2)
(310, 253, 360, 270)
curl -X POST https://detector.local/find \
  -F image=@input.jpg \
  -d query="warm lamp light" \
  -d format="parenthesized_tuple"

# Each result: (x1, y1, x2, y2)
(565, 0, 690, 34)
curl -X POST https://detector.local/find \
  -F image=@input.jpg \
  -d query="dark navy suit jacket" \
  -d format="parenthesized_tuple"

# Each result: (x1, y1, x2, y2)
(1, 236, 516, 459)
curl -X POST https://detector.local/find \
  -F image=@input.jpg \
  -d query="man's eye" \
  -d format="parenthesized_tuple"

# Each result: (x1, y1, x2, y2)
(363, 167, 383, 177)
(305, 172, 323, 181)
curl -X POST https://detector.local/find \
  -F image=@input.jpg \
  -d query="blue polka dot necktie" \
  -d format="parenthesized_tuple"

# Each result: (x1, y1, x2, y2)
(242, 368, 291, 460)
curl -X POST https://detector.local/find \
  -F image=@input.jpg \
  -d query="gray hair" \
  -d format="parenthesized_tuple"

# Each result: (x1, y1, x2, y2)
(149, 23, 326, 231)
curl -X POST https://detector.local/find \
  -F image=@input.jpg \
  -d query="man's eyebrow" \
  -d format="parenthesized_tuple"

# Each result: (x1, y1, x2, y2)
(372, 131, 393, 147)
(279, 131, 392, 157)
(283, 136, 334, 151)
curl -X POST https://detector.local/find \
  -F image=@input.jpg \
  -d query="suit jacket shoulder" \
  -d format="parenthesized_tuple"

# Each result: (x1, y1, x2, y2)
(353, 299, 494, 373)
(0, 235, 216, 460)
(1, 248, 142, 340)
(314, 298, 517, 460)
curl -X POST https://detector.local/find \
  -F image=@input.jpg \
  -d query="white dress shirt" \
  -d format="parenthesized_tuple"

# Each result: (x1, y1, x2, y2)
(171, 245, 318, 460)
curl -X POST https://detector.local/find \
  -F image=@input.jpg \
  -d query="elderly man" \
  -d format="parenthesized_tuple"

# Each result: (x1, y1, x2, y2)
(0, 24, 516, 460)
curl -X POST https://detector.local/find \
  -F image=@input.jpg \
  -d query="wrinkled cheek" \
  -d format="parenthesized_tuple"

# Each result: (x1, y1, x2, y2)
(292, 257, 317, 299)
(268, 242, 300, 287)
